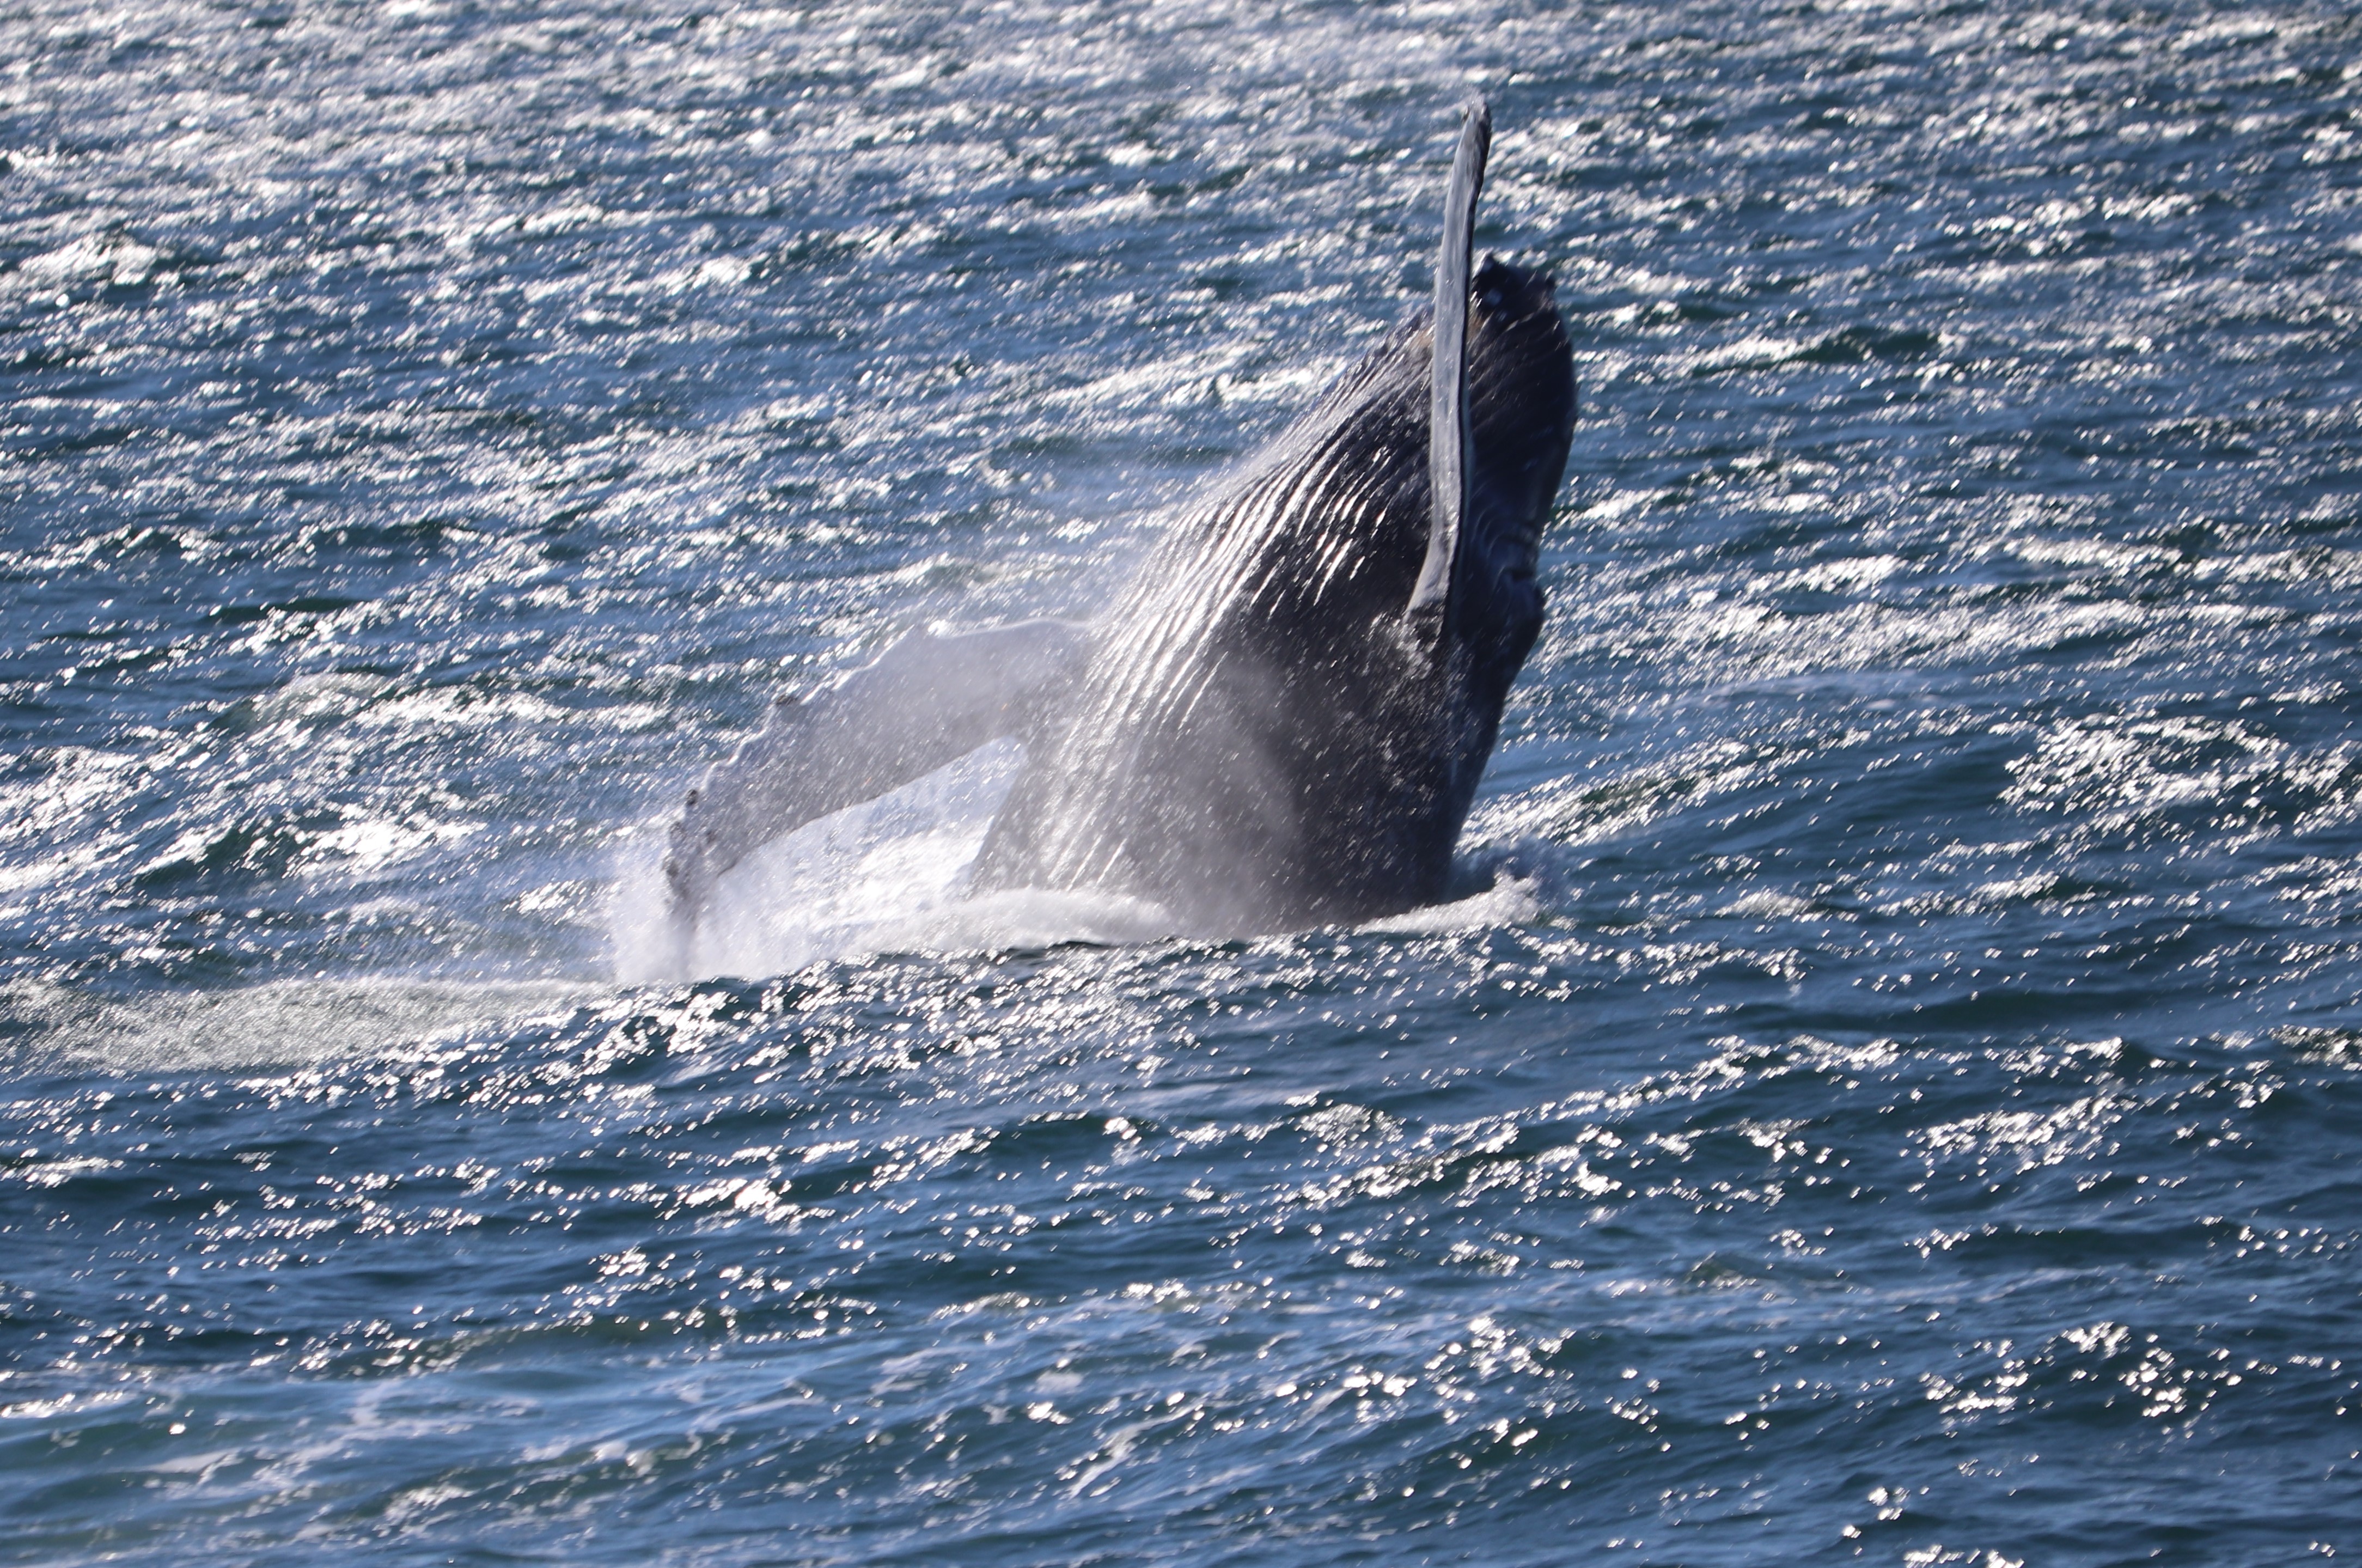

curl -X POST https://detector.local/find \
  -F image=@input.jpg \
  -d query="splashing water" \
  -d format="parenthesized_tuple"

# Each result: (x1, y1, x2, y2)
(5, 1, 2362, 1563)
(618, 737, 1186, 980)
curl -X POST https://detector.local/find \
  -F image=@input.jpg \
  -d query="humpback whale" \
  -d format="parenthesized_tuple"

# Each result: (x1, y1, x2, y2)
(664, 100, 1575, 942)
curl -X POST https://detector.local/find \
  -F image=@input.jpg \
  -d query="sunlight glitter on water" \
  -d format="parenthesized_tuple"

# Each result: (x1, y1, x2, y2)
(7, 0, 2362, 1562)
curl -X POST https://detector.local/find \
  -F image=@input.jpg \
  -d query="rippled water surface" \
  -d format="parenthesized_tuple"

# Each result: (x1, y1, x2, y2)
(7, 2, 2362, 1562)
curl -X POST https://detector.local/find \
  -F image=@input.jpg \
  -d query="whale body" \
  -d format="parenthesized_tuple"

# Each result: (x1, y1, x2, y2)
(664, 101, 1576, 942)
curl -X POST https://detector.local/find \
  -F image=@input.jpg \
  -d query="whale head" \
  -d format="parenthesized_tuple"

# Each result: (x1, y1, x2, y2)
(1420, 255, 1572, 691)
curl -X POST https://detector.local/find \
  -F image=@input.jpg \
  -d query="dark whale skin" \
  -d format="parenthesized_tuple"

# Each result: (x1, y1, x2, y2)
(972, 256, 1577, 931)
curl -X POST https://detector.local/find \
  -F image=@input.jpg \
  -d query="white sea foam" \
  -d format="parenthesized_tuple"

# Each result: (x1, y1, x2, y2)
(1360, 875, 1542, 935)
(0, 977, 591, 1072)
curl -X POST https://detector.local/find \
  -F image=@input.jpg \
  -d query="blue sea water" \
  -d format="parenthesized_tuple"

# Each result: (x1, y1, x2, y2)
(5, 1, 2361, 1561)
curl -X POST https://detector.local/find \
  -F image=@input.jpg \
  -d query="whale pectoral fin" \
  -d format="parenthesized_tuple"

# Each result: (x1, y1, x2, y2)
(1406, 96, 1492, 648)
(663, 618, 1089, 923)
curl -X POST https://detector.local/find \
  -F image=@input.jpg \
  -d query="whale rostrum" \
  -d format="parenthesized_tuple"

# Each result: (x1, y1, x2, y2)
(664, 98, 1576, 941)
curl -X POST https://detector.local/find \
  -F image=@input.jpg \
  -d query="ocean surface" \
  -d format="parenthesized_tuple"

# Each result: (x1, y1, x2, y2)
(5, 1, 2361, 1562)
